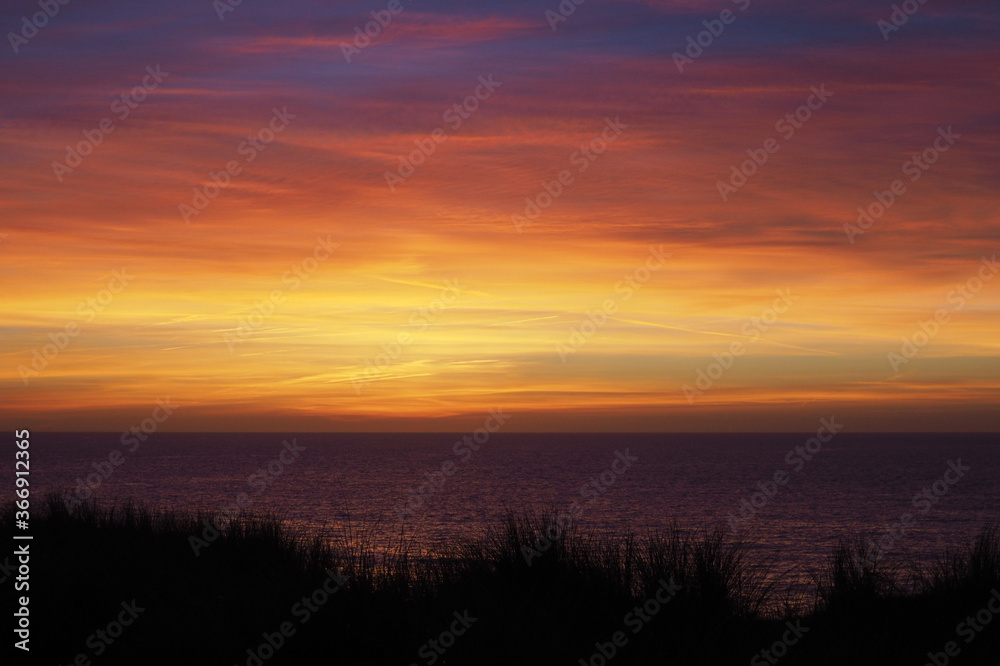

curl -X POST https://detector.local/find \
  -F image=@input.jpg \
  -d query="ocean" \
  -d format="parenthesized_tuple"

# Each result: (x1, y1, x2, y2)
(26, 431, 999, 600)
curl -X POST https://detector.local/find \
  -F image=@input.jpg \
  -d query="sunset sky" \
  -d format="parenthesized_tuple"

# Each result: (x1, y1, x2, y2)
(1, 0, 997, 432)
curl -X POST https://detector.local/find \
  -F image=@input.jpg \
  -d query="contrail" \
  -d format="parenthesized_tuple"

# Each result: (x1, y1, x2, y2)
(609, 316, 838, 355)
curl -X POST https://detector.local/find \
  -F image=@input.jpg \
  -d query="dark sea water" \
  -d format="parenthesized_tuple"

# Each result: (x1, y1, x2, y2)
(26, 432, 999, 601)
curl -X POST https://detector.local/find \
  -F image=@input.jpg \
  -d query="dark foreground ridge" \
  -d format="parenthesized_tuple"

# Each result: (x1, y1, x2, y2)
(4, 497, 999, 665)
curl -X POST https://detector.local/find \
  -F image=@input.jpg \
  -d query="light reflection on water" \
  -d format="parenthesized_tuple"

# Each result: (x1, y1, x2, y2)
(30, 432, 999, 607)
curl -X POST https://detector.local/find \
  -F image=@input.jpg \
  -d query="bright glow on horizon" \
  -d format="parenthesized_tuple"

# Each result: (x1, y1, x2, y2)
(1, 0, 998, 432)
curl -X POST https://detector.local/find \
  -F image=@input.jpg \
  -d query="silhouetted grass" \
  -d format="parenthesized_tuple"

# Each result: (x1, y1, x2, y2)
(3, 497, 998, 665)
(813, 534, 905, 613)
(928, 523, 1000, 596)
